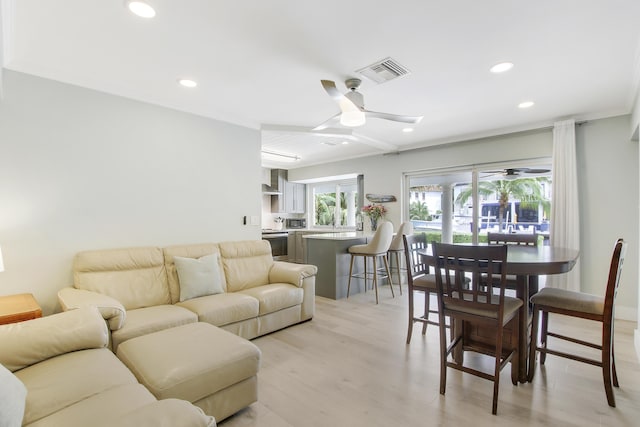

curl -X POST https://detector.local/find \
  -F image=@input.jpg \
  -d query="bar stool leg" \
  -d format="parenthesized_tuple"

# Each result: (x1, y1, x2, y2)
(383, 254, 394, 298)
(372, 256, 379, 304)
(347, 254, 355, 298)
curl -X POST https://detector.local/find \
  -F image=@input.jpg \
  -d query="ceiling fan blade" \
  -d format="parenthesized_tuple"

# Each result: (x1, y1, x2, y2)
(363, 110, 423, 124)
(320, 80, 343, 101)
(312, 113, 341, 131)
(320, 79, 360, 114)
(521, 168, 551, 174)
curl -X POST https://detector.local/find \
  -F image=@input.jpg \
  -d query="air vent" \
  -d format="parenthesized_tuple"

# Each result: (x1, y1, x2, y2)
(356, 57, 410, 84)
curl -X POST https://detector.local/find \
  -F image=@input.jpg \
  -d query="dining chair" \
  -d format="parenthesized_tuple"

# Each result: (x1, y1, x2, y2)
(487, 232, 539, 293)
(433, 242, 522, 415)
(347, 221, 394, 304)
(387, 221, 414, 295)
(527, 238, 626, 407)
(402, 233, 438, 344)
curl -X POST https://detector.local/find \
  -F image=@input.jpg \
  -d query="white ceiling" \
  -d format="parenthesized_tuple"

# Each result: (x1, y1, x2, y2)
(2, 0, 640, 168)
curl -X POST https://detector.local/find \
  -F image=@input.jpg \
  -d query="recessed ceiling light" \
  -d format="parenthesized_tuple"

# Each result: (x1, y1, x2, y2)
(341, 141, 349, 145)
(126, 1, 156, 18)
(178, 79, 197, 88)
(402, 128, 414, 133)
(518, 101, 535, 109)
(490, 62, 514, 73)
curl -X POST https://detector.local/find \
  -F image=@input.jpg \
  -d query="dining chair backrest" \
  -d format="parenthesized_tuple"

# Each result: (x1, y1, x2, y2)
(402, 233, 429, 279)
(362, 221, 394, 254)
(389, 221, 414, 251)
(432, 243, 508, 319)
(488, 232, 539, 246)
(604, 238, 627, 320)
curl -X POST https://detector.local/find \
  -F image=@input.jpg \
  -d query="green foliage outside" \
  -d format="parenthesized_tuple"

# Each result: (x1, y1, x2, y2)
(409, 201, 432, 221)
(315, 192, 355, 226)
(417, 231, 489, 244)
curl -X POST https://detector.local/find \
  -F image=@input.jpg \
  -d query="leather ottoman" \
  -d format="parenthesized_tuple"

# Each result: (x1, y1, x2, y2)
(116, 322, 261, 422)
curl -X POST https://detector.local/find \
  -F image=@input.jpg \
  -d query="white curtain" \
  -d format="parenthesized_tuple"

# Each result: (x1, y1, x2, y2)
(548, 119, 580, 291)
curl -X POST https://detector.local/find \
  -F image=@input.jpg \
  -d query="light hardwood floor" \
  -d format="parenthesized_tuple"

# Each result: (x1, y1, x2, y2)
(221, 286, 640, 427)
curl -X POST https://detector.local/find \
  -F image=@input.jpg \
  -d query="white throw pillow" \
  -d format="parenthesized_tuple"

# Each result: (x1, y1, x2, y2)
(0, 363, 26, 427)
(175, 254, 224, 302)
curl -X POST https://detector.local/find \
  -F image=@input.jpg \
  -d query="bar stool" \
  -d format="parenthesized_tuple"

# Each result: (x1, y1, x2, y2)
(347, 221, 394, 304)
(387, 221, 414, 295)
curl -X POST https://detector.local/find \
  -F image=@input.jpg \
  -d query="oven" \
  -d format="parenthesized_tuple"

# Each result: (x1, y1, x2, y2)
(261, 231, 288, 261)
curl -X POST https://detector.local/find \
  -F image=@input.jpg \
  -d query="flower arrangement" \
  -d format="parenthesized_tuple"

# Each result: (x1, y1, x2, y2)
(362, 204, 387, 220)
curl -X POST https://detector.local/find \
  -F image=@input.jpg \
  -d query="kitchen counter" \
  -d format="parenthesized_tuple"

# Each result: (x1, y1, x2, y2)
(303, 231, 373, 240)
(303, 232, 380, 299)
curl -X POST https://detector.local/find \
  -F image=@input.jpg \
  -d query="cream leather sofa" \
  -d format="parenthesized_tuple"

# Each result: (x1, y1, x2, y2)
(0, 306, 216, 427)
(58, 240, 318, 351)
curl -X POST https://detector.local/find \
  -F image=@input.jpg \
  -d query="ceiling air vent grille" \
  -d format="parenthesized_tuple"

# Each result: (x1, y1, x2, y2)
(356, 57, 410, 84)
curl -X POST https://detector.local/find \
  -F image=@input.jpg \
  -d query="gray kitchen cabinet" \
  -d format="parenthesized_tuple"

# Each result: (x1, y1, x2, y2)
(271, 170, 306, 214)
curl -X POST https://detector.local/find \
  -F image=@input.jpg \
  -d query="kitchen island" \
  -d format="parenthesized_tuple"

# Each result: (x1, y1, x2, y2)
(304, 232, 377, 299)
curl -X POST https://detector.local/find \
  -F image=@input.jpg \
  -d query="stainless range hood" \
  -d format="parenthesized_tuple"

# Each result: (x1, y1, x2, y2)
(262, 183, 282, 195)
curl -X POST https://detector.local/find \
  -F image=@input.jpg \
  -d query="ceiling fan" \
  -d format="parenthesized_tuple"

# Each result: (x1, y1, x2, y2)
(312, 78, 423, 131)
(481, 167, 551, 179)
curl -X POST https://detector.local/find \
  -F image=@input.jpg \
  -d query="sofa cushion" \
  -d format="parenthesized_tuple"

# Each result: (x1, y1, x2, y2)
(163, 243, 226, 304)
(0, 306, 108, 372)
(175, 254, 225, 302)
(0, 363, 26, 427)
(111, 305, 197, 351)
(177, 293, 259, 326)
(24, 383, 156, 427)
(238, 284, 303, 315)
(74, 246, 170, 310)
(15, 348, 138, 425)
(219, 240, 274, 292)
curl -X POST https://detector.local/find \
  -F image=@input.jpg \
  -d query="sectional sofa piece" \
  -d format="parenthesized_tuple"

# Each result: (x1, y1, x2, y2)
(56, 239, 318, 421)
(0, 306, 216, 427)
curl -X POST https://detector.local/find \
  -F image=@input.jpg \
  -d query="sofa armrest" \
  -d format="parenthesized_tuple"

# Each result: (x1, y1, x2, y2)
(58, 287, 126, 331)
(269, 261, 318, 287)
(95, 399, 216, 427)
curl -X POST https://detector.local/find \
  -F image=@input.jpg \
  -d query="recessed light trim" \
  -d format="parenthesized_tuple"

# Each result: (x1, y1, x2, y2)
(402, 127, 414, 133)
(126, 1, 156, 18)
(490, 62, 514, 73)
(178, 79, 198, 88)
(518, 101, 535, 109)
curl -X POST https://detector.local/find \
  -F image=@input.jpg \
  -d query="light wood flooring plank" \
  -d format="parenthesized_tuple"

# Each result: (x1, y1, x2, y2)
(220, 285, 640, 427)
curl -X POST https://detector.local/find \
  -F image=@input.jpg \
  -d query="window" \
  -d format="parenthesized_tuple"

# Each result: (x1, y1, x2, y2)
(311, 180, 358, 228)
(405, 162, 551, 243)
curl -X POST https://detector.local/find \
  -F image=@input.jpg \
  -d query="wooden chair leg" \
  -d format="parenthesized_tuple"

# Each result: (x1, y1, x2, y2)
(438, 317, 448, 395)
(602, 322, 616, 407)
(347, 254, 355, 298)
(406, 286, 414, 344)
(492, 321, 504, 415)
(540, 311, 548, 365)
(527, 306, 540, 382)
(511, 313, 519, 387)
(383, 254, 394, 298)
(422, 292, 430, 335)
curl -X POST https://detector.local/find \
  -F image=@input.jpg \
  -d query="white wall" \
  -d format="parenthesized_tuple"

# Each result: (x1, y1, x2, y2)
(289, 117, 639, 321)
(0, 70, 262, 314)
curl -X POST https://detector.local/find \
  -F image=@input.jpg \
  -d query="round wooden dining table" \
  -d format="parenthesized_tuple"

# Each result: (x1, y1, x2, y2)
(418, 244, 580, 382)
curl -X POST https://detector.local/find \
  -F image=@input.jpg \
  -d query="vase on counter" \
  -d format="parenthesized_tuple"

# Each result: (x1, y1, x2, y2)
(370, 217, 378, 232)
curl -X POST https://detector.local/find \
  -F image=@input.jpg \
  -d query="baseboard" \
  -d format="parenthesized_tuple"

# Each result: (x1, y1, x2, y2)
(615, 305, 637, 321)
(635, 329, 640, 362)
